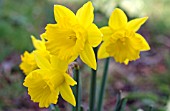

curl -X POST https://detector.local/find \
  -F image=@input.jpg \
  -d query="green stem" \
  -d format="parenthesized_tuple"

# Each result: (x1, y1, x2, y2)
(50, 104, 55, 111)
(97, 58, 110, 111)
(73, 63, 81, 111)
(50, 104, 60, 111)
(89, 47, 98, 111)
(89, 68, 97, 111)
(149, 106, 153, 111)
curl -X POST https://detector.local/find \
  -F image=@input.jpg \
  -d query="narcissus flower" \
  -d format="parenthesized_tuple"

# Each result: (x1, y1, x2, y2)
(98, 8, 150, 64)
(44, 1, 102, 70)
(23, 53, 77, 108)
(20, 36, 49, 75)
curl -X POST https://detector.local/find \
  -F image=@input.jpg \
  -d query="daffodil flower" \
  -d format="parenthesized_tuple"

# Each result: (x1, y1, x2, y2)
(98, 8, 150, 64)
(44, 1, 102, 70)
(20, 35, 49, 75)
(23, 53, 77, 108)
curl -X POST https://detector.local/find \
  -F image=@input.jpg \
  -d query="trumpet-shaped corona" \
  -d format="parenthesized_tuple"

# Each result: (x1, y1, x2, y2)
(23, 53, 77, 108)
(98, 8, 150, 64)
(44, 1, 102, 70)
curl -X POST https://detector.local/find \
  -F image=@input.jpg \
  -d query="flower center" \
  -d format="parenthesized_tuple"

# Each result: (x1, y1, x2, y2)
(68, 33, 77, 41)
(118, 37, 127, 45)
(110, 30, 131, 46)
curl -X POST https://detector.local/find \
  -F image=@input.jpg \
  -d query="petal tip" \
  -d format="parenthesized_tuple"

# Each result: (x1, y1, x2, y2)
(72, 103, 76, 107)
(92, 61, 97, 70)
(54, 5, 66, 12)
(31, 35, 35, 39)
(72, 96, 76, 106)
(144, 16, 149, 19)
(114, 8, 123, 12)
(143, 16, 149, 21)
(86, 1, 93, 5)
(54, 4, 61, 7)
(146, 45, 151, 51)
(93, 65, 97, 70)
(23, 81, 26, 87)
(124, 59, 129, 65)
(74, 81, 77, 85)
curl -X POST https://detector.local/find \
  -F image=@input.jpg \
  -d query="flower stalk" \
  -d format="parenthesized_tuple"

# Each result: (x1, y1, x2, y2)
(50, 104, 60, 111)
(89, 47, 98, 111)
(97, 58, 110, 111)
(73, 63, 81, 111)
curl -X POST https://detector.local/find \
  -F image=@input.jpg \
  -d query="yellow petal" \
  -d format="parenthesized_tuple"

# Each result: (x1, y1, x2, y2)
(87, 23, 102, 47)
(134, 33, 150, 51)
(54, 5, 77, 25)
(109, 8, 127, 30)
(50, 55, 68, 71)
(124, 59, 129, 65)
(40, 33, 47, 39)
(34, 52, 51, 69)
(68, 55, 79, 63)
(59, 82, 76, 106)
(98, 42, 110, 59)
(31, 35, 46, 50)
(127, 17, 148, 32)
(100, 26, 113, 41)
(80, 43, 96, 70)
(64, 73, 77, 86)
(76, 1, 94, 28)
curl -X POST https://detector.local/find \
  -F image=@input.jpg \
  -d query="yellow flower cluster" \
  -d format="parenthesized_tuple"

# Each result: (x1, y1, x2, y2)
(20, 35, 77, 107)
(20, 1, 150, 108)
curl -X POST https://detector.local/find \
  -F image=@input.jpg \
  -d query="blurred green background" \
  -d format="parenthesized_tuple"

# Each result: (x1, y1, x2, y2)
(0, 0, 170, 111)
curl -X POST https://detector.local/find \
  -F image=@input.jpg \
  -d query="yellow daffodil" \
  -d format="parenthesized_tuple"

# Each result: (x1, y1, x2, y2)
(20, 35, 49, 75)
(23, 52, 77, 108)
(98, 8, 150, 64)
(44, 1, 102, 70)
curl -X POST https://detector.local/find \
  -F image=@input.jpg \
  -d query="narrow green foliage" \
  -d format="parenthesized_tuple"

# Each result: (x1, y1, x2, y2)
(149, 106, 153, 111)
(114, 92, 128, 111)
(119, 98, 128, 111)
(97, 58, 110, 111)
(80, 106, 84, 111)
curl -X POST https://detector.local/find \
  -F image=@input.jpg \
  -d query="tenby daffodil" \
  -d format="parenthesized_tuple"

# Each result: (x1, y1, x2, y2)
(44, 1, 102, 70)
(23, 52, 77, 108)
(98, 8, 150, 64)
(20, 35, 49, 75)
